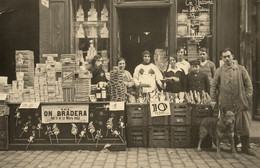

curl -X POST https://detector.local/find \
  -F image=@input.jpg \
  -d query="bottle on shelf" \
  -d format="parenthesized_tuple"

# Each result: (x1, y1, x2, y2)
(183, 43, 187, 56)
(96, 86, 101, 101)
(101, 86, 107, 101)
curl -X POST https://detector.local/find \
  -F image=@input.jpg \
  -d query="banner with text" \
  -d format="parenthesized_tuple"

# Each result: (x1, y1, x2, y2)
(41, 105, 89, 123)
(149, 101, 171, 117)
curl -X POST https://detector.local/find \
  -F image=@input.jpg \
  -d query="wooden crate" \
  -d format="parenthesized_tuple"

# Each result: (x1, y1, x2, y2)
(191, 104, 213, 126)
(148, 126, 170, 148)
(191, 104, 213, 117)
(126, 126, 148, 147)
(126, 104, 148, 126)
(148, 104, 169, 125)
(169, 103, 191, 125)
(170, 126, 191, 148)
(0, 116, 8, 150)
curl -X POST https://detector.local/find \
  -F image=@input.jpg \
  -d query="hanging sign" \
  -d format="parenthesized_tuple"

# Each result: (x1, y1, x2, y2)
(41, 104, 89, 123)
(19, 102, 40, 109)
(149, 101, 171, 117)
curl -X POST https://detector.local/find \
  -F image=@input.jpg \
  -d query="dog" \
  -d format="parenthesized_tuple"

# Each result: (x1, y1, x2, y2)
(197, 110, 238, 159)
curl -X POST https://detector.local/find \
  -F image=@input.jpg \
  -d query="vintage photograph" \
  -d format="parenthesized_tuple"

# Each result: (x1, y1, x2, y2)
(0, 0, 259, 167)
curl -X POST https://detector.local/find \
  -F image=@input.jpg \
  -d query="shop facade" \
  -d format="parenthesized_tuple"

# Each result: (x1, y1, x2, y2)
(0, 0, 260, 150)
(37, 0, 260, 118)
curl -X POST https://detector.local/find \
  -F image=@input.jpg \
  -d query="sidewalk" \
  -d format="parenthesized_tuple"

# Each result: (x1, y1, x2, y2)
(0, 145, 260, 168)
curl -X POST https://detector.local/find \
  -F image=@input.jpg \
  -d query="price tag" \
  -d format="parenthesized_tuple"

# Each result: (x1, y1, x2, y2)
(19, 102, 40, 109)
(109, 102, 125, 111)
(150, 101, 171, 117)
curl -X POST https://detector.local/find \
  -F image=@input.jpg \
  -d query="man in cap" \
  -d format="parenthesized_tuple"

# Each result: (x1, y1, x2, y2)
(186, 60, 210, 93)
(199, 47, 216, 85)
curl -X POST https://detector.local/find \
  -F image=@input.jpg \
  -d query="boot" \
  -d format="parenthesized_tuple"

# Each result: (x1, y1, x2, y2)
(240, 136, 256, 156)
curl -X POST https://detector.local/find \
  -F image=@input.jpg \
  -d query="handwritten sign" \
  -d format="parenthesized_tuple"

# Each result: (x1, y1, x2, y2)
(19, 102, 40, 109)
(41, 105, 89, 123)
(109, 102, 125, 111)
(150, 101, 171, 117)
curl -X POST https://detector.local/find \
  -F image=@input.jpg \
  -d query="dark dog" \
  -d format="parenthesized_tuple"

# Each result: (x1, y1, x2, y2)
(197, 110, 238, 159)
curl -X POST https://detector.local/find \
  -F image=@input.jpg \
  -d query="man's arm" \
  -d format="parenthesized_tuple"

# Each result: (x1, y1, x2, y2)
(241, 66, 253, 98)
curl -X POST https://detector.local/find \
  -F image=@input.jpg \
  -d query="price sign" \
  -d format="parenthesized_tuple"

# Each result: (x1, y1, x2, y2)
(109, 102, 125, 111)
(19, 102, 40, 109)
(150, 101, 171, 117)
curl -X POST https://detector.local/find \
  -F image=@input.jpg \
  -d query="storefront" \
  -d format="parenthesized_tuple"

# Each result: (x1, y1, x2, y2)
(0, 0, 259, 151)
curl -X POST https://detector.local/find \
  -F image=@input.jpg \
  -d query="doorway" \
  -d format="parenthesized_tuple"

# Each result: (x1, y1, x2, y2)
(118, 8, 167, 74)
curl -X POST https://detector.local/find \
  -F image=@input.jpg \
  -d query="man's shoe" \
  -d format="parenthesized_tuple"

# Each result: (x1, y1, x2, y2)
(241, 148, 256, 156)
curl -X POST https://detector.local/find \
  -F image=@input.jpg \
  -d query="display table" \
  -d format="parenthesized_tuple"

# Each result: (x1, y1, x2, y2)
(8, 102, 126, 151)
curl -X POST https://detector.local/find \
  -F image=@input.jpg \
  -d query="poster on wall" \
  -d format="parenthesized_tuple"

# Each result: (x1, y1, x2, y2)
(149, 101, 171, 117)
(41, 104, 89, 123)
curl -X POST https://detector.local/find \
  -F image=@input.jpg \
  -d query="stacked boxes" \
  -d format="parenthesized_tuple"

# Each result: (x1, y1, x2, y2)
(74, 76, 92, 102)
(109, 67, 125, 101)
(15, 50, 34, 88)
(126, 102, 192, 148)
(61, 54, 77, 102)
(126, 103, 148, 147)
(148, 103, 191, 148)
(169, 103, 191, 148)
(191, 104, 213, 148)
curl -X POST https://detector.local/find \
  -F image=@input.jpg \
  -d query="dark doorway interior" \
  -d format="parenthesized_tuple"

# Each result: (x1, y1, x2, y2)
(118, 8, 167, 74)
(0, 0, 39, 83)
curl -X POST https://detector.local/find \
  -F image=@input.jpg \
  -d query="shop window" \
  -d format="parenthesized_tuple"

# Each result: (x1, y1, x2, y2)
(72, 0, 110, 72)
(177, 0, 214, 61)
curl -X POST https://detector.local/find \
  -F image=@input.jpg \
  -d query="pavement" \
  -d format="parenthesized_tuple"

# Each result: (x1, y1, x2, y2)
(1, 144, 260, 168)
(0, 121, 260, 168)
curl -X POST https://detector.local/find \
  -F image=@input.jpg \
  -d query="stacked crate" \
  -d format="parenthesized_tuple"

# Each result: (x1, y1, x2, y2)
(15, 50, 34, 88)
(148, 104, 170, 148)
(61, 54, 77, 102)
(169, 103, 191, 148)
(126, 103, 148, 147)
(109, 67, 125, 101)
(191, 104, 213, 148)
(147, 103, 191, 148)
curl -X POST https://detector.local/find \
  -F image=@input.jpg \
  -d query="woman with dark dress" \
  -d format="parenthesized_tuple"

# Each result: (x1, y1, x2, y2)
(163, 56, 186, 93)
(88, 54, 108, 84)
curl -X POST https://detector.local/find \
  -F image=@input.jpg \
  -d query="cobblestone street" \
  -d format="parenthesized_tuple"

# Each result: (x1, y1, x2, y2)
(1, 144, 260, 168)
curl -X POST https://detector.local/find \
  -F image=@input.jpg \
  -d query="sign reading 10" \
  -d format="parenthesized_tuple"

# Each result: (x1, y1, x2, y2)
(151, 103, 168, 112)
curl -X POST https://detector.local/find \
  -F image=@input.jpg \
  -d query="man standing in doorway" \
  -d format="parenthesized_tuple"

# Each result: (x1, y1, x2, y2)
(176, 47, 190, 75)
(210, 48, 255, 156)
(199, 47, 216, 85)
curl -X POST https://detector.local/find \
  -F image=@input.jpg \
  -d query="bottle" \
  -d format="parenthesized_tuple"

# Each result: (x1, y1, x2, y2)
(184, 43, 187, 56)
(101, 87, 107, 101)
(96, 86, 101, 101)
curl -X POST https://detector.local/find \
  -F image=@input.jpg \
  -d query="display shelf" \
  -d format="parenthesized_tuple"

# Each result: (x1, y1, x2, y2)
(8, 102, 126, 151)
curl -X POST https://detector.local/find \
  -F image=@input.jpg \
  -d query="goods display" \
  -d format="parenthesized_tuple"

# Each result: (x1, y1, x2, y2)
(8, 103, 126, 151)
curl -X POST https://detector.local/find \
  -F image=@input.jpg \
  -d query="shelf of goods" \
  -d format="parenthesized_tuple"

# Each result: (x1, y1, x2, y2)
(8, 102, 126, 151)
(126, 103, 216, 148)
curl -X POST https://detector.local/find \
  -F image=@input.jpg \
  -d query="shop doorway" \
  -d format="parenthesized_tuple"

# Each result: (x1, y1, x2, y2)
(118, 8, 167, 74)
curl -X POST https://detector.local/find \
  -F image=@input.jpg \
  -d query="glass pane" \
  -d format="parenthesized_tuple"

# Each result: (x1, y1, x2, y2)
(177, 0, 214, 61)
(73, 0, 110, 72)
